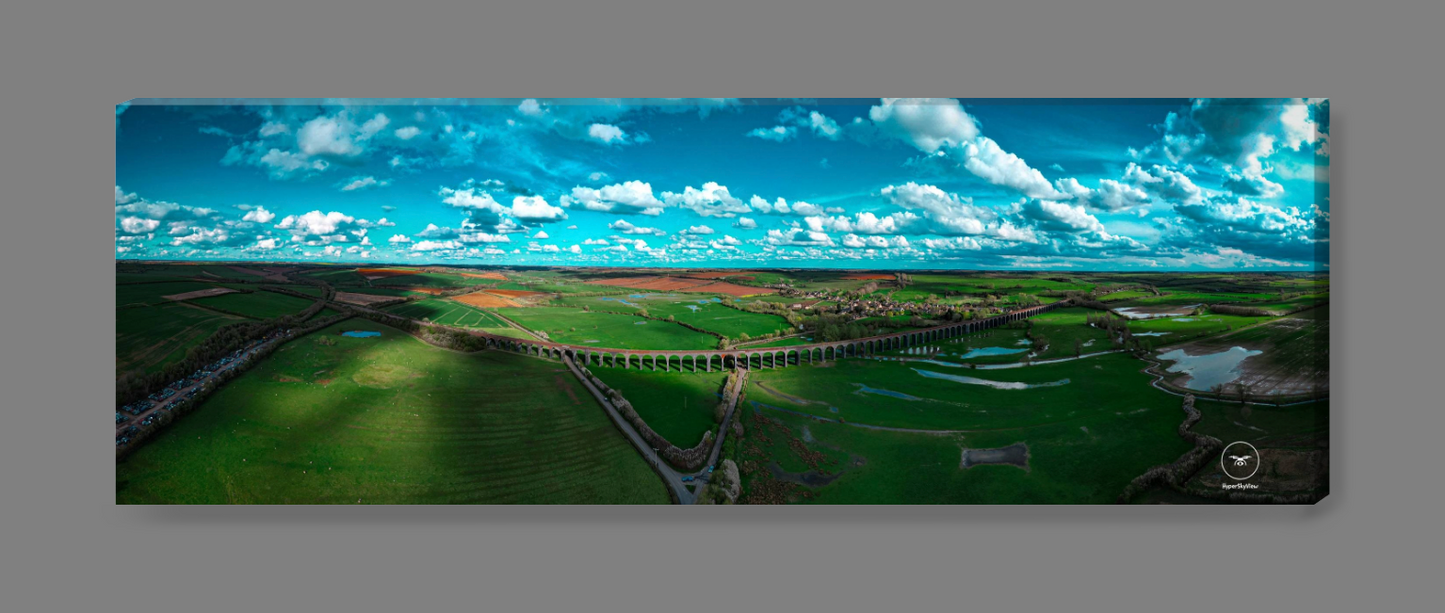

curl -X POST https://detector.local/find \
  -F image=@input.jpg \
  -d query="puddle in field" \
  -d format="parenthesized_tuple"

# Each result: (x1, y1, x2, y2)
(957, 346, 1029, 359)
(1132, 331, 1171, 337)
(1115, 304, 1201, 320)
(768, 462, 842, 487)
(1172, 318, 1197, 322)
(597, 297, 638, 307)
(340, 331, 381, 338)
(583, 340, 600, 343)
(633, 321, 648, 325)
(1156, 346, 1263, 391)
(914, 369, 1070, 389)
(960, 443, 1029, 470)
(851, 383, 921, 401)
(685, 305, 701, 312)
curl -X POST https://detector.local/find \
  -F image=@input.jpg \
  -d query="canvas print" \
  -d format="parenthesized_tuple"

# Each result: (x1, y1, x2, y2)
(115, 98, 1329, 505)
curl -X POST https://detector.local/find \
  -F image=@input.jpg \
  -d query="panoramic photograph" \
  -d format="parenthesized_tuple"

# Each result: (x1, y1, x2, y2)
(114, 98, 1329, 505)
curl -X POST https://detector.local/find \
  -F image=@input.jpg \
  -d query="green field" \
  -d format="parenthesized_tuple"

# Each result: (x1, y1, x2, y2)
(190, 290, 317, 319)
(194, 265, 268, 280)
(117, 281, 220, 308)
(1098, 290, 1153, 301)
(371, 271, 476, 288)
(592, 367, 725, 446)
(494, 307, 718, 350)
(748, 336, 815, 348)
(735, 352, 1195, 504)
(300, 268, 370, 286)
(1026, 308, 1118, 360)
(384, 298, 537, 339)
(1126, 312, 1273, 343)
(1114, 291, 1273, 307)
(116, 321, 669, 504)
(1234, 293, 1329, 314)
(116, 302, 246, 376)
(559, 295, 793, 340)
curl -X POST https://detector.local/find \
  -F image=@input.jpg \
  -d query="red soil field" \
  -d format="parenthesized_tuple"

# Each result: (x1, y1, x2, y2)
(841, 273, 894, 280)
(679, 282, 776, 296)
(679, 270, 762, 280)
(452, 292, 519, 308)
(405, 287, 445, 295)
(459, 271, 508, 280)
(487, 289, 546, 298)
(357, 268, 420, 279)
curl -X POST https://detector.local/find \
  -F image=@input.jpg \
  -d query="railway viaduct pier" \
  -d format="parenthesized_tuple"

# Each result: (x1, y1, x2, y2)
(474, 301, 1064, 371)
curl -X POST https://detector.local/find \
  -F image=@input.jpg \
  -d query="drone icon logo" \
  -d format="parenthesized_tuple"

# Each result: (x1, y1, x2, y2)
(1221, 442, 1261, 480)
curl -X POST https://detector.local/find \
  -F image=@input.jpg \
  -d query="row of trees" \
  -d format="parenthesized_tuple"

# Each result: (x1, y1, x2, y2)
(117, 309, 354, 459)
(1116, 395, 1224, 503)
(116, 294, 333, 406)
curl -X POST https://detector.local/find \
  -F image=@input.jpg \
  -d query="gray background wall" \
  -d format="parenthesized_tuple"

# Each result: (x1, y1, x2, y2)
(1, 1, 1440, 611)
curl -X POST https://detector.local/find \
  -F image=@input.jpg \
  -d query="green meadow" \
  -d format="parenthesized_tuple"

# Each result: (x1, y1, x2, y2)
(116, 321, 668, 505)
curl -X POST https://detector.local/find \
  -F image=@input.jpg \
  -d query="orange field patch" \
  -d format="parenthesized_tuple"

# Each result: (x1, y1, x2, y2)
(841, 273, 894, 280)
(679, 282, 776, 297)
(487, 289, 546, 298)
(679, 270, 762, 280)
(404, 287, 445, 295)
(459, 271, 508, 280)
(452, 292, 519, 308)
(357, 268, 420, 279)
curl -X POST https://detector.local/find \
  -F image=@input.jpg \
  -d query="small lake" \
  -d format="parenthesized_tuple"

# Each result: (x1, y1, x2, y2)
(1156, 346, 1263, 391)
(913, 369, 1070, 389)
(340, 331, 381, 338)
(1115, 304, 1200, 320)
(957, 346, 1029, 359)
(851, 383, 921, 401)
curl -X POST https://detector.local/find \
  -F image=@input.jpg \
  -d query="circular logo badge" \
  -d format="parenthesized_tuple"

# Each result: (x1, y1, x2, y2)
(1221, 441, 1261, 481)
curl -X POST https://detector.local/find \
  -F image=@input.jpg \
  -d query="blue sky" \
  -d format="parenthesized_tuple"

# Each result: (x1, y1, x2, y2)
(115, 98, 1329, 270)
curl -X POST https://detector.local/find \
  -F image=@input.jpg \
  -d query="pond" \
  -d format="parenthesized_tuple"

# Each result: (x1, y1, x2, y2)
(1155, 346, 1263, 391)
(956, 346, 1029, 359)
(913, 369, 1070, 389)
(340, 331, 381, 338)
(851, 383, 921, 401)
(1114, 304, 1200, 320)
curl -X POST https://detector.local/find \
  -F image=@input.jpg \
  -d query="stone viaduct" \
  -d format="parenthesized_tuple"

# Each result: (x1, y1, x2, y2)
(470, 301, 1066, 372)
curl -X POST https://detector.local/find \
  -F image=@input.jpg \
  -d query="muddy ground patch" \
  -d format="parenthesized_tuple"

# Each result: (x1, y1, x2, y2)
(960, 443, 1030, 470)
